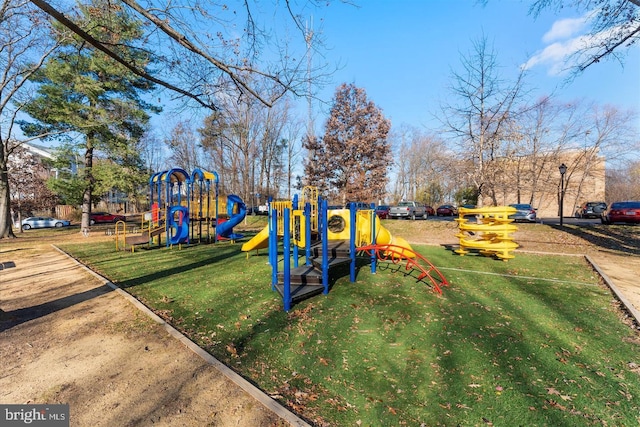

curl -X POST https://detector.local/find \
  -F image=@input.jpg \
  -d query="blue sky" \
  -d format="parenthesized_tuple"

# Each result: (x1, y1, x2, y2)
(306, 1, 640, 133)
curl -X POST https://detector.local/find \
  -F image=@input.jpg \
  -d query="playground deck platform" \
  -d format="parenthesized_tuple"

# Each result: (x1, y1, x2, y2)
(275, 240, 353, 303)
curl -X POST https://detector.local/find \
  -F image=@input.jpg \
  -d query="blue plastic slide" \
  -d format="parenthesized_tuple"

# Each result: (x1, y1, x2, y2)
(167, 206, 189, 245)
(217, 194, 246, 240)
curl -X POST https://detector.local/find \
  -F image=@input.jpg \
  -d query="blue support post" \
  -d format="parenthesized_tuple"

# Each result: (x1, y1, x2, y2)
(321, 199, 329, 295)
(269, 208, 278, 291)
(304, 203, 312, 266)
(291, 194, 299, 267)
(318, 197, 324, 238)
(370, 204, 377, 274)
(283, 208, 291, 312)
(165, 182, 172, 248)
(350, 203, 357, 282)
(214, 180, 219, 243)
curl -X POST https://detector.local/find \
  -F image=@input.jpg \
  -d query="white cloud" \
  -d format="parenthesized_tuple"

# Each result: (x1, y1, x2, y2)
(542, 14, 590, 43)
(522, 10, 609, 75)
(522, 37, 585, 75)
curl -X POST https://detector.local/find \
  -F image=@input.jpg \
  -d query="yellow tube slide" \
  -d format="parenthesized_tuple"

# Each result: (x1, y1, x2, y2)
(241, 225, 270, 251)
(360, 214, 415, 257)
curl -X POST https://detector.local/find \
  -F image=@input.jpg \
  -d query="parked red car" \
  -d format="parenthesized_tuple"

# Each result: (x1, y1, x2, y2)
(436, 204, 457, 216)
(601, 201, 640, 224)
(90, 212, 126, 225)
(375, 205, 390, 219)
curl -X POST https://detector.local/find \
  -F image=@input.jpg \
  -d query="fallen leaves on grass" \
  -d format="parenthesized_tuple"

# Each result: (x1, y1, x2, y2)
(226, 343, 238, 357)
(546, 387, 560, 395)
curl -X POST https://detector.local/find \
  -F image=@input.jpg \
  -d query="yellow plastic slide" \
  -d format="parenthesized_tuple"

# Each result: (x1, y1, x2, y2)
(240, 210, 414, 256)
(325, 209, 414, 255)
(361, 215, 415, 257)
(241, 225, 270, 252)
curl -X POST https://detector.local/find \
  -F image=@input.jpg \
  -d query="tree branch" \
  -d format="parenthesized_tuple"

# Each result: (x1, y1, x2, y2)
(29, 0, 217, 110)
(579, 25, 640, 71)
(119, 0, 283, 108)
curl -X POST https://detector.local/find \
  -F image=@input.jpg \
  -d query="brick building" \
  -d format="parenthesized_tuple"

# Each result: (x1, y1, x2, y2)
(481, 149, 606, 219)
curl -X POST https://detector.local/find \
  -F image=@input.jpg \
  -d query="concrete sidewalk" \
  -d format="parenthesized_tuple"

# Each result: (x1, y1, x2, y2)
(586, 252, 640, 326)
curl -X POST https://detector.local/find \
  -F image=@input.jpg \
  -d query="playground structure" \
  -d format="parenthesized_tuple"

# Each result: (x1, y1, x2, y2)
(115, 167, 246, 252)
(242, 187, 448, 311)
(455, 206, 519, 260)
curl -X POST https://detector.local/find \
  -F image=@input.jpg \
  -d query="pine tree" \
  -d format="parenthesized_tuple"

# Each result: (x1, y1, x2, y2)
(20, 0, 160, 230)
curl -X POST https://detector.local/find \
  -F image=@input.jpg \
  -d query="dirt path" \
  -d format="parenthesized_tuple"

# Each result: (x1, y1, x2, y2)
(0, 241, 303, 427)
(1, 224, 639, 426)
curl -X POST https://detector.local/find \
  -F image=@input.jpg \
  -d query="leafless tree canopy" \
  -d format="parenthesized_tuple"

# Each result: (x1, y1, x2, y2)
(391, 125, 453, 205)
(439, 36, 527, 206)
(0, 0, 64, 238)
(8, 145, 59, 224)
(29, 0, 334, 111)
(606, 159, 640, 201)
(199, 88, 298, 206)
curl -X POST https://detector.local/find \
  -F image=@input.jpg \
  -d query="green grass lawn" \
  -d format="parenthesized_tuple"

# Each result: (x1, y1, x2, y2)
(59, 238, 640, 426)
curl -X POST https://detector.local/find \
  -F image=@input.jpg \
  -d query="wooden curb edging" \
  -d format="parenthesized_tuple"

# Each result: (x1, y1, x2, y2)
(52, 245, 311, 427)
(585, 254, 640, 327)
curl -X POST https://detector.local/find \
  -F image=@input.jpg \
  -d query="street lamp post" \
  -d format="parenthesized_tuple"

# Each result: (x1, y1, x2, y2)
(559, 163, 567, 226)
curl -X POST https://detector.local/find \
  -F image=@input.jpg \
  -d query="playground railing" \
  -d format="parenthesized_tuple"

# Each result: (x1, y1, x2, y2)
(270, 200, 293, 236)
(300, 186, 319, 232)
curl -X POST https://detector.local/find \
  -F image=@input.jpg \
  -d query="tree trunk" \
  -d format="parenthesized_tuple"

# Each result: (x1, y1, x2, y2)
(0, 160, 17, 238)
(81, 142, 94, 231)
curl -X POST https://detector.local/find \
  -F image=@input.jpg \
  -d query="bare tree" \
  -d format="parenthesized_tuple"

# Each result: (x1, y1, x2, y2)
(8, 144, 58, 230)
(391, 125, 451, 205)
(562, 104, 638, 209)
(165, 120, 205, 173)
(606, 159, 640, 202)
(491, 94, 637, 213)
(138, 131, 167, 175)
(493, 96, 572, 208)
(281, 116, 304, 200)
(200, 101, 255, 197)
(199, 88, 296, 204)
(257, 99, 293, 201)
(439, 36, 526, 206)
(30, 0, 335, 112)
(0, 0, 62, 238)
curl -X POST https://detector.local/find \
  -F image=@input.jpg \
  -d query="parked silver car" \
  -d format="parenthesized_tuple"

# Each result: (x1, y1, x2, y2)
(508, 204, 537, 222)
(21, 216, 71, 230)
